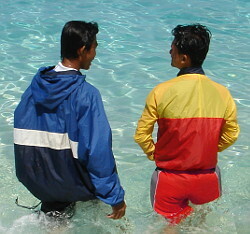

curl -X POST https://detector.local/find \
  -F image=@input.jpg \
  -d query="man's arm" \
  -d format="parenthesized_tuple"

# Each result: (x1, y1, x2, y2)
(218, 94, 240, 152)
(134, 89, 158, 160)
(77, 88, 126, 218)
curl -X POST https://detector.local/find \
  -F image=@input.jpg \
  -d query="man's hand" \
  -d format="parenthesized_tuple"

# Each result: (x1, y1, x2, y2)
(107, 201, 126, 219)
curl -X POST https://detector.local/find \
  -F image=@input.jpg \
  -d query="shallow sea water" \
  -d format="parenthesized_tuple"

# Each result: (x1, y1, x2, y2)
(0, 0, 249, 233)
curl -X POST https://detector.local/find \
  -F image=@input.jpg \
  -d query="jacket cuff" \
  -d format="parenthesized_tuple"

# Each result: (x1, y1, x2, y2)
(147, 154, 155, 161)
(111, 200, 125, 207)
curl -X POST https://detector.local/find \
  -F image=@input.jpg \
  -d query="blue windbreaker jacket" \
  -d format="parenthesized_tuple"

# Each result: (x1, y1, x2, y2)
(14, 66, 125, 206)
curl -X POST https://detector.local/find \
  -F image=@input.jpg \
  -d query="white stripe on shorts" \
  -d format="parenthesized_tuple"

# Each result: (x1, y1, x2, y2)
(150, 170, 161, 209)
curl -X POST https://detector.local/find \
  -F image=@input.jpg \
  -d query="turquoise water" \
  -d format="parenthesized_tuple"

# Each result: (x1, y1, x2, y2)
(0, 0, 249, 233)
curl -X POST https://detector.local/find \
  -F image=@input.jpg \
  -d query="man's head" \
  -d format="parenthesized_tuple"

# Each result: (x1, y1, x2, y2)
(61, 21, 99, 69)
(170, 24, 211, 69)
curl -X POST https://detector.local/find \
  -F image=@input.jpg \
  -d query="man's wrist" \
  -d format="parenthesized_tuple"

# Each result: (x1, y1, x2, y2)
(112, 200, 125, 208)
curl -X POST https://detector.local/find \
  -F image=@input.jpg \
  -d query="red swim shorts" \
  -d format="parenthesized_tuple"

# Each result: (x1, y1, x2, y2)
(150, 167, 221, 224)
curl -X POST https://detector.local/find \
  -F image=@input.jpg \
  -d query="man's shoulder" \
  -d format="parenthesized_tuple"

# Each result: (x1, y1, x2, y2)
(205, 76, 231, 94)
(79, 80, 100, 95)
(74, 80, 102, 104)
(153, 76, 179, 91)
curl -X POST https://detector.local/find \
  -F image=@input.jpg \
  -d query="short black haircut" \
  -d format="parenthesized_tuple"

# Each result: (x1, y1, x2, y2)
(61, 21, 99, 59)
(172, 24, 211, 67)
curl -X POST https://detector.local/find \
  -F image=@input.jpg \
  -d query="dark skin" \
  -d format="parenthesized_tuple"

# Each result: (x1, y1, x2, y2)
(62, 38, 98, 70)
(169, 41, 192, 69)
(107, 201, 126, 220)
(62, 38, 127, 220)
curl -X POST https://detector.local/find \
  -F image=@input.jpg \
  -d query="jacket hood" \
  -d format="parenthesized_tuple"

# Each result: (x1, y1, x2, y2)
(31, 66, 85, 110)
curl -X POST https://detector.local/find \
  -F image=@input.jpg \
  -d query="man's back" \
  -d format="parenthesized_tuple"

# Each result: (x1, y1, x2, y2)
(135, 71, 239, 171)
(154, 73, 231, 170)
(14, 67, 104, 202)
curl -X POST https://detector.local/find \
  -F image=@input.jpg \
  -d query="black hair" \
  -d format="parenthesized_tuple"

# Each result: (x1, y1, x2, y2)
(61, 21, 99, 59)
(171, 24, 211, 67)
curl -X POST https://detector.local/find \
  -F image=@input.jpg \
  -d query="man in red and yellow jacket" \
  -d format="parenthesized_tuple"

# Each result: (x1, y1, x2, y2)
(134, 24, 240, 224)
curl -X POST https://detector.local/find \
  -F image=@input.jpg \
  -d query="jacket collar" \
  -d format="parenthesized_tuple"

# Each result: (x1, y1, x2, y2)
(177, 67, 205, 76)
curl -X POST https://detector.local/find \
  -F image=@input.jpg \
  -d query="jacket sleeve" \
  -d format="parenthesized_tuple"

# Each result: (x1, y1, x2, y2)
(77, 89, 125, 206)
(218, 94, 240, 152)
(134, 88, 158, 160)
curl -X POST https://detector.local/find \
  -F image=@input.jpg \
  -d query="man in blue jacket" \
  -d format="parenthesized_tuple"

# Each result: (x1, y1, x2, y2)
(14, 21, 126, 219)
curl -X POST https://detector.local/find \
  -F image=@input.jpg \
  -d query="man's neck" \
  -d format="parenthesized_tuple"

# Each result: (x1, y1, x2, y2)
(177, 67, 205, 76)
(61, 58, 80, 70)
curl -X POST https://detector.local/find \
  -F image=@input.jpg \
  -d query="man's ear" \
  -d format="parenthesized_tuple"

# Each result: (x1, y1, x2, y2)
(182, 54, 188, 62)
(77, 46, 86, 56)
(181, 54, 192, 66)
